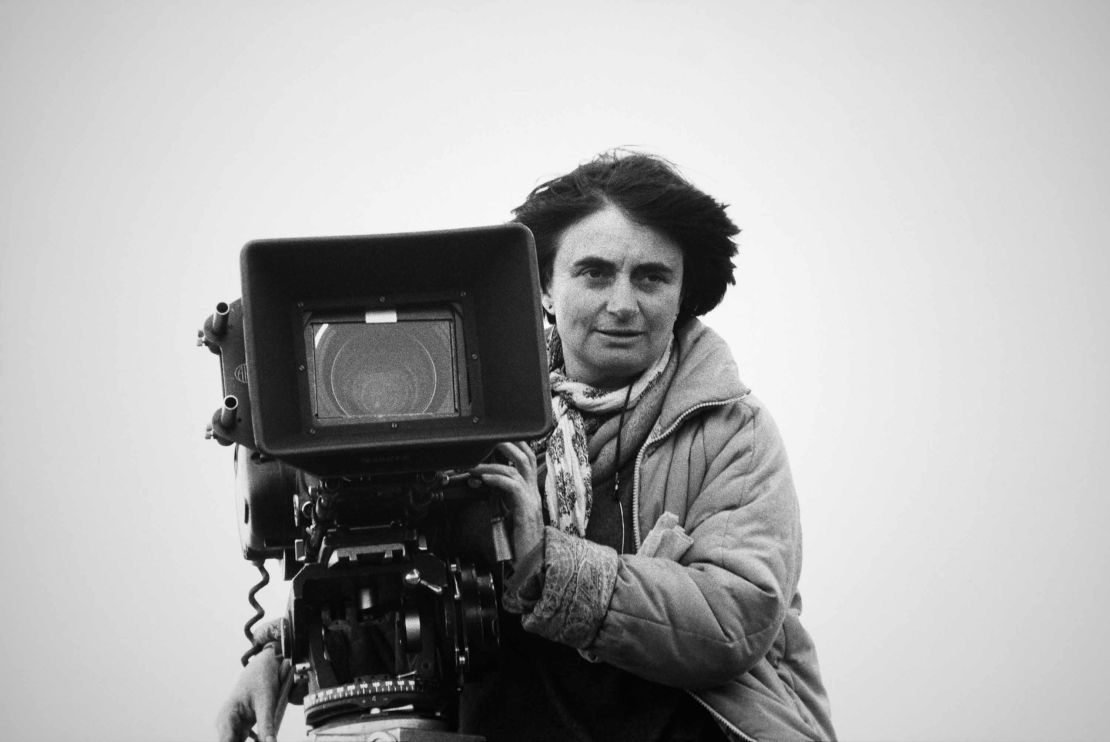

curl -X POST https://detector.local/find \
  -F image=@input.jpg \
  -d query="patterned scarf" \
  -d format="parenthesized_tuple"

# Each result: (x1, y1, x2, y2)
(538, 329, 674, 536)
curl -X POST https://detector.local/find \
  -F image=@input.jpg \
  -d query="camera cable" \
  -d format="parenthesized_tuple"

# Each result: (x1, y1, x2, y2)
(240, 559, 270, 666)
(612, 383, 634, 554)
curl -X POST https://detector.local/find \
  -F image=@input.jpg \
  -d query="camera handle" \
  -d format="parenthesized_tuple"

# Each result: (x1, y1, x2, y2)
(488, 506, 513, 564)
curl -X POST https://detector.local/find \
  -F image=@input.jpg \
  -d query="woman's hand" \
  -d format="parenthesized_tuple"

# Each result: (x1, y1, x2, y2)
(469, 441, 545, 563)
(215, 645, 289, 742)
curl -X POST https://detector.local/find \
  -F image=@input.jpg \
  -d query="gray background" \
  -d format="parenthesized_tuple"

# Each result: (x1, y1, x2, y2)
(2, 2, 1107, 740)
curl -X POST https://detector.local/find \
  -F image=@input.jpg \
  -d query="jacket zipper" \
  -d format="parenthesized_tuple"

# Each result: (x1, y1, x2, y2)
(631, 394, 749, 548)
(689, 692, 759, 742)
(630, 392, 754, 742)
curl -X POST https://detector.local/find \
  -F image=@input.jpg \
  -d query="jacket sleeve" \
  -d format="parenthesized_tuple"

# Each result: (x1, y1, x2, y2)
(507, 397, 802, 690)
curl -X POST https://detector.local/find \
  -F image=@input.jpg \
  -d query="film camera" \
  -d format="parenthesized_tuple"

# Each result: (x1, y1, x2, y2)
(199, 224, 551, 741)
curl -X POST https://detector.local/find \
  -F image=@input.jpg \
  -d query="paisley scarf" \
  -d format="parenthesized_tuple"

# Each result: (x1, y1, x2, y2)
(538, 329, 674, 536)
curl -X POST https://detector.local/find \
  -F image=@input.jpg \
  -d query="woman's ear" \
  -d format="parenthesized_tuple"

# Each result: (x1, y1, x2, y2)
(540, 291, 555, 323)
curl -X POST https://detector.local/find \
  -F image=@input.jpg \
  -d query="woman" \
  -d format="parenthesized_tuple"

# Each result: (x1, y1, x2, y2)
(218, 152, 835, 742)
(463, 152, 834, 742)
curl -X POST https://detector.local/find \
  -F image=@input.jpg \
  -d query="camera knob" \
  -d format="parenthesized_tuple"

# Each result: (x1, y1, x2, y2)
(403, 568, 443, 595)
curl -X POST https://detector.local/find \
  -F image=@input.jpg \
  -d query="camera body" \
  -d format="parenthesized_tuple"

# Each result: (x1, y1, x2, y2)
(200, 224, 551, 739)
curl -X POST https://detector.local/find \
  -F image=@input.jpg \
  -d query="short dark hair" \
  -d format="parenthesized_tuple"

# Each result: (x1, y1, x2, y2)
(511, 151, 739, 325)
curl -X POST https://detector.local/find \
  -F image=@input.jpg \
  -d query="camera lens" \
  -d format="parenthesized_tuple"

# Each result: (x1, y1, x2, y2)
(331, 331, 435, 416)
(311, 320, 457, 423)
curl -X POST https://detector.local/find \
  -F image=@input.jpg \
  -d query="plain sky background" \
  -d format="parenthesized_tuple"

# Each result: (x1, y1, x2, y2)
(2, 2, 1108, 740)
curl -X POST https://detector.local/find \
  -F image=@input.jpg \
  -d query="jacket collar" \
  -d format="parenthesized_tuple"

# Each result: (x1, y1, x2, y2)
(654, 319, 750, 434)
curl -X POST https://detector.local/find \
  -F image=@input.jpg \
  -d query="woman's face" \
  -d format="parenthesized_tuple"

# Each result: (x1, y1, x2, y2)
(542, 204, 684, 390)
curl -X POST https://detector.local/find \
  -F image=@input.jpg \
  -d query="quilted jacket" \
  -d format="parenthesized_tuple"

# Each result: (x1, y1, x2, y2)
(515, 320, 836, 741)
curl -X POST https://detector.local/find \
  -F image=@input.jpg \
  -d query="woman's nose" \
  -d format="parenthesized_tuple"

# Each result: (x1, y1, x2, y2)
(605, 277, 637, 317)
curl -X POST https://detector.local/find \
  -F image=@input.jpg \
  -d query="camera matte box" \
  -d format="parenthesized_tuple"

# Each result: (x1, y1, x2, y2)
(240, 223, 551, 476)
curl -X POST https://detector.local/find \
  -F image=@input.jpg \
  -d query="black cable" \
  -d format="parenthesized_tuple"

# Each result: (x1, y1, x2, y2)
(613, 384, 634, 553)
(241, 559, 269, 667)
(612, 383, 634, 500)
